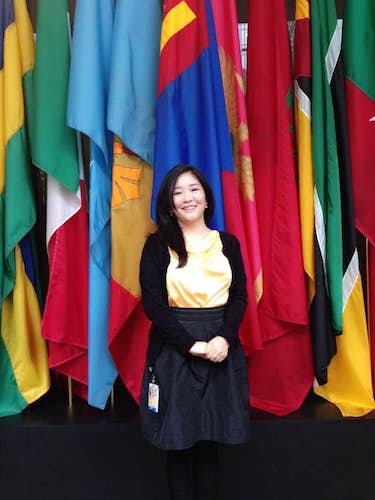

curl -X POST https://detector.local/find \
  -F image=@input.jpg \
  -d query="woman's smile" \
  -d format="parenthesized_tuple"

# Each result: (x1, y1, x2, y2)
(172, 171, 207, 226)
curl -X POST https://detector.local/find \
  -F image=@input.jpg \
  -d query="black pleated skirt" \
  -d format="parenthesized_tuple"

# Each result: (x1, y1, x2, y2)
(140, 307, 250, 450)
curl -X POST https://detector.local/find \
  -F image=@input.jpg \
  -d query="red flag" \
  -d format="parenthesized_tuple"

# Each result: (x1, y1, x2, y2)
(42, 181, 89, 398)
(246, 0, 313, 415)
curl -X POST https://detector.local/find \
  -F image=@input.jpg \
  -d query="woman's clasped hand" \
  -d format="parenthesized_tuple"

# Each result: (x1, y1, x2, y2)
(189, 336, 229, 362)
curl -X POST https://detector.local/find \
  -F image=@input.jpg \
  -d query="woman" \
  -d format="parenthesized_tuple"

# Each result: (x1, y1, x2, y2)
(139, 165, 250, 500)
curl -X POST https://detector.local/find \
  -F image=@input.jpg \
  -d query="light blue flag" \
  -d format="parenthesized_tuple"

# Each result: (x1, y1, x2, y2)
(107, 0, 162, 164)
(67, 0, 117, 409)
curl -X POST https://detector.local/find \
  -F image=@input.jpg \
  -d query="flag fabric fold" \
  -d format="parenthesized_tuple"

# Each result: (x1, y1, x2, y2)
(32, 0, 89, 399)
(107, 0, 161, 402)
(68, 0, 117, 409)
(246, 0, 313, 415)
(0, 0, 49, 416)
(311, 0, 375, 416)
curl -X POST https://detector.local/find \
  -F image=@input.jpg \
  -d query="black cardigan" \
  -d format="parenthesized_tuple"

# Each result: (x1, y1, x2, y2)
(139, 231, 248, 365)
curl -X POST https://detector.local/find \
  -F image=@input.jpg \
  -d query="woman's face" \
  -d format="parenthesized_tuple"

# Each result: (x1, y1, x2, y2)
(172, 171, 207, 227)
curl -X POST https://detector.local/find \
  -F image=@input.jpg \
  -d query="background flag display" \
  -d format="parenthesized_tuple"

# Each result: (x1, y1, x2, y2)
(68, 0, 117, 409)
(0, 0, 49, 416)
(32, 0, 89, 399)
(1, 0, 375, 420)
(107, 0, 161, 402)
(311, 0, 375, 416)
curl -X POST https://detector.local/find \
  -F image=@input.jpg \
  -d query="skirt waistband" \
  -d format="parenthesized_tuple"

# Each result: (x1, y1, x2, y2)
(170, 306, 225, 322)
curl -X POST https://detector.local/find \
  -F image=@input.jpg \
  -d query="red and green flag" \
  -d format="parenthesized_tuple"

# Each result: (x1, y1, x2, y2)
(343, 0, 375, 389)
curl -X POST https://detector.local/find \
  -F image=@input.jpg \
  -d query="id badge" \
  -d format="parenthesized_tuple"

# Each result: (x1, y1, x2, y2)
(148, 382, 159, 413)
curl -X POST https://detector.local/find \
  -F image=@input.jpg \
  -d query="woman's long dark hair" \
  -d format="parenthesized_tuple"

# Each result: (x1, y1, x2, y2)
(156, 164, 215, 267)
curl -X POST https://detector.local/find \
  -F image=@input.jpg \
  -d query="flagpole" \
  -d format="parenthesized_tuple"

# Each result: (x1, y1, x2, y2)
(110, 387, 115, 409)
(68, 376, 73, 408)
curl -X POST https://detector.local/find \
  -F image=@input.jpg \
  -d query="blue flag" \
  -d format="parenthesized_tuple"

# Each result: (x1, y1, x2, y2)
(67, 0, 117, 409)
(107, 0, 162, 164)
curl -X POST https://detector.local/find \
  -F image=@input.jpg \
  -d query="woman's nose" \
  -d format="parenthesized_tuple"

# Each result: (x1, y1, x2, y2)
(182, 190, 192, 201)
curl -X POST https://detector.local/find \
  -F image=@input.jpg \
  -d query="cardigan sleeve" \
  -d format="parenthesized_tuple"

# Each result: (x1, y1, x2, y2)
(221, 234, 248, 344)
(140, 235, 196, 354)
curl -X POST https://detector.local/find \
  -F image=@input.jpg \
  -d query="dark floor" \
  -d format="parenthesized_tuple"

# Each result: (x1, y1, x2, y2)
(1, 383, 375, 500)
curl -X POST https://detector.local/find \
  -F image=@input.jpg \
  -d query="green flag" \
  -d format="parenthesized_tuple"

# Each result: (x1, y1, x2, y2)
(32, 0, 79, 192)
(311, 0, 343, 333)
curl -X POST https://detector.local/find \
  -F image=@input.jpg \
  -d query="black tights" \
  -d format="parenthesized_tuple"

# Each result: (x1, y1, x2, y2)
(166, 441, 219, 500)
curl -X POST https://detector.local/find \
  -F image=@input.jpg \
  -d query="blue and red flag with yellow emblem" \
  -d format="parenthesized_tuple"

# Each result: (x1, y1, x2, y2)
(153, 0, 262, 353)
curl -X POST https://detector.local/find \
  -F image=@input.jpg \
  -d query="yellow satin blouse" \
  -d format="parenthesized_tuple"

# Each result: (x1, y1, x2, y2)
(166, 230, 232, 308)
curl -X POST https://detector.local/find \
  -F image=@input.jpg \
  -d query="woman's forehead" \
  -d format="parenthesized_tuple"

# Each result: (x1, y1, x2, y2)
(174, 171, 201, 188)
